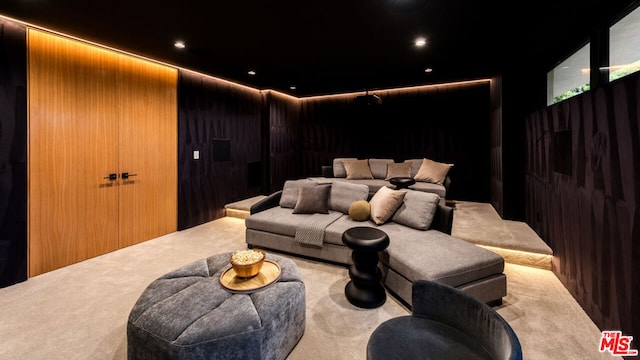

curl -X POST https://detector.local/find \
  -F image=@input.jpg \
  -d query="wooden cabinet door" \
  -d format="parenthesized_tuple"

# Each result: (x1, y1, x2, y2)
(28, 30, 120, 276)
(117, 56, 177, 248)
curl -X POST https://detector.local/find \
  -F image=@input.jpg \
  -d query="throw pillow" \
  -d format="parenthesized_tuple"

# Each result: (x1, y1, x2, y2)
(385, 161, 412, 180)
(413, 158, 454, 185)
(280, 179, 317, 208)
(392, 191, 441, 230)
(329, 181, 369, 213)
(348, 200, 371, 221)
(369, 186, 407, 225)
(293, 184, 331, 214)
(333, 158, 357, 178)
(343, 159, 374, 180)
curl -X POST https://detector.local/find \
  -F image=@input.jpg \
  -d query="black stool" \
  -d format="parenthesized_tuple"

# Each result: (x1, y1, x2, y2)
(342, 227, 390, 308)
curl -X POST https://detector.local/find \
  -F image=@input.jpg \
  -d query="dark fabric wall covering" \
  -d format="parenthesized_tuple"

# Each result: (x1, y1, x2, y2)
(490, 76, 504, 217)
(525, 72, 640, 339)
(177, 71, 264, 230)
(0, 19, 27, 287)
(296, 82, 491, 202)
(267, 92, 301, 193)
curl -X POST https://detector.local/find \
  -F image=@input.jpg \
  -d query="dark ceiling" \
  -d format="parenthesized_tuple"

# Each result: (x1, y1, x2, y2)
(0, 0, 636, 96)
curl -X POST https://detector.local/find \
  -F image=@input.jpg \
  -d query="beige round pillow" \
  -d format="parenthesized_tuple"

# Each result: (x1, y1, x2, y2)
(348, 200, 371, 221)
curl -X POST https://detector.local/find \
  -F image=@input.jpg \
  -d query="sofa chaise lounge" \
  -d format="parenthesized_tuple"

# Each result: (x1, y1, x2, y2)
(245, 179, 506, 307)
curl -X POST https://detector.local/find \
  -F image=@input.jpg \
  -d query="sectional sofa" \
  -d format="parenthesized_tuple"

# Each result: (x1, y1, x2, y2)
(309, 157, 452, 204)
(245, 179, 507, 307)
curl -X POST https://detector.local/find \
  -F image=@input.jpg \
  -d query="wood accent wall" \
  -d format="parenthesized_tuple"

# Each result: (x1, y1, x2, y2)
(525, 72, 640, 339)
(28, 29, 177, 276)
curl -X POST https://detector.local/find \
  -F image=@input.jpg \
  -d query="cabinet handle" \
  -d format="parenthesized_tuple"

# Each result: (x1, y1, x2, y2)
(103, 173, 117, 181)
(121, 172, 138, 180)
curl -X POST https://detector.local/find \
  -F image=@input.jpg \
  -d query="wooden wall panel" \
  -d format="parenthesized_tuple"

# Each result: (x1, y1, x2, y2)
(28, 29, 178, 275)
(118, 56, 177, 247)
(525, 72, 640, 339)
(28, 29, 120, 276)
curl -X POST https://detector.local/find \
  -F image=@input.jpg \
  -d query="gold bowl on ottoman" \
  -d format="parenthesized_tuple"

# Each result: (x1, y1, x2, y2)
(230, 249, 266, 278)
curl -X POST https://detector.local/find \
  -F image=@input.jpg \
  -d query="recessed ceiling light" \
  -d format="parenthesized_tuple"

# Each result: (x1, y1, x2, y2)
(290, 85, 297, 90)
(415, 37, 427, 47)
(248, 70, 256, 76)
(424, 68, 433, 73)
(174, 41, 186, 49)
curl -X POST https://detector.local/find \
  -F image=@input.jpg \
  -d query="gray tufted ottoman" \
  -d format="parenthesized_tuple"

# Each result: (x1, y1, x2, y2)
(127, 252, 306, 360)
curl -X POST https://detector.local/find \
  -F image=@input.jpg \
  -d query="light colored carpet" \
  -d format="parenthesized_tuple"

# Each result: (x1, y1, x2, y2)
(0, 208, 619, 359)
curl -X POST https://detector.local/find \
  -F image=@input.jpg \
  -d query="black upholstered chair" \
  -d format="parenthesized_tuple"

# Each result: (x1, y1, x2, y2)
(367, 280, 522, 360)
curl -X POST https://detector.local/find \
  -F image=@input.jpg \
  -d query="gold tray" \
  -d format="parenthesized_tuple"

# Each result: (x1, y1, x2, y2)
(220, 260, 281, 294)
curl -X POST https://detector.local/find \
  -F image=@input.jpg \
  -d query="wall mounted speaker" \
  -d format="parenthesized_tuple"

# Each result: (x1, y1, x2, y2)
(212, 138, 231, 162)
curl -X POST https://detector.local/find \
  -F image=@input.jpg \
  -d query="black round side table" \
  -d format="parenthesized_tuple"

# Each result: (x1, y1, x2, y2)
(342, 227, 390, 308)
(389, 177, 416, 190)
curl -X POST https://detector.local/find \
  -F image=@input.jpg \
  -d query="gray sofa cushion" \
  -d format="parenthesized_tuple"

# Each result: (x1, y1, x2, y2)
(392, 191, 441, 230)
(368, 158, 391, 179)
(246, 206, 345, 238)
(329, 181, 369, 213)
(408, 181, 446, 198)
(378, 224, 505, 288)
(408, 158, 424, 178)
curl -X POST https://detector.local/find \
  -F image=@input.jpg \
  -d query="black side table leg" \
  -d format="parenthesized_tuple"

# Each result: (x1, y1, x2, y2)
(345, 249, 386, 308)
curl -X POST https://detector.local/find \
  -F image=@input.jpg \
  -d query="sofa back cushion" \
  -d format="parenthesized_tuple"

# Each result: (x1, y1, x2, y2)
(368, 158, 391, 179)
(333, 158, 357, 178)
(392, 190, 441, 230)
(329, 181, 370, 213)
(280, 179, 318, 208)
(408, 158, 424, 178)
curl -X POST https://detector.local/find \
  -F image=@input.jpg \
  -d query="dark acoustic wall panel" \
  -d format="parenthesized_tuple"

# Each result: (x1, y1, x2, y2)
(525, 72, 639, 340)
(297, 82, 492, 202)
(177, 71, 264, 230)
(267, 92, 301, 193)
(490, 76, 504, 217)
(0, 18, 27, 287)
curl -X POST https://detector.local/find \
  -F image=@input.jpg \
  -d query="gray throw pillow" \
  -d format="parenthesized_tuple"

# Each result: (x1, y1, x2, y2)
(280, 179, 318, 208)
(293, 184, 331, 214)
(392, 190, 441, 230)
(329, 181, 369, 214)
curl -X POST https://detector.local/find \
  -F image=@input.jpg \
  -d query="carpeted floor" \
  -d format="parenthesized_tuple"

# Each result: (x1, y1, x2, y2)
(0, 203, 620, 360)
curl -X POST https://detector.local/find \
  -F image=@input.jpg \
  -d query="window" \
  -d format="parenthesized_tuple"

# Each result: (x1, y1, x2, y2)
(609, 5, 640, 81)
(547, 43, 591, 105)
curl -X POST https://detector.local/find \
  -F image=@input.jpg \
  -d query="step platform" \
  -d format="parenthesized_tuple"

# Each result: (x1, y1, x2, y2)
(224, 195, 267, 219)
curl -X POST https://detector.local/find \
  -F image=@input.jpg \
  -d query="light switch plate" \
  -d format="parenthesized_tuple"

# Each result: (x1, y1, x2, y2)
(193, 150, 200, 160)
